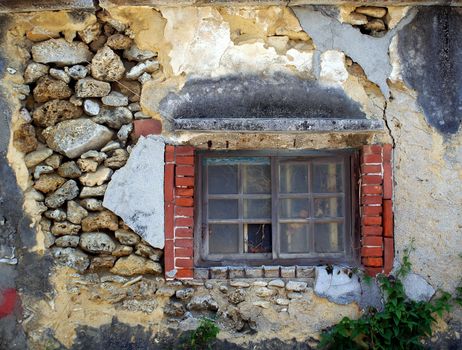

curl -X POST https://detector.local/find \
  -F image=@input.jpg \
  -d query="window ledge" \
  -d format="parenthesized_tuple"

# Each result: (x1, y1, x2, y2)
(174, 118, 384, 133)
(194, 266, 317, 279)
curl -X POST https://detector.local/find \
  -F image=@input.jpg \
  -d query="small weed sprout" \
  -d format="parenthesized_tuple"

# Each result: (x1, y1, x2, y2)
(187, 317, 220, 350)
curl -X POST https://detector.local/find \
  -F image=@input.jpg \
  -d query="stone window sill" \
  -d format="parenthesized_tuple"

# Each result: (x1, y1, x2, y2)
(194, 265, 316, 280)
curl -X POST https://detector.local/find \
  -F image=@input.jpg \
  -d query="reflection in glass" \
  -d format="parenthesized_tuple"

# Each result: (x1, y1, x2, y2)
(208, 165, 238, 194)
(314, 223, 344, 253)
(313, 197, 343, 218)
(279, 198, 310, 219)
(243, 164, 271, 194)
(279, 163, 308, 193)
(245, 224, 272, 253)
(209, 199, 238, 219)
(244, 199, 271, 219)
(280, 223, 309, 253)
(312, 163, 343, 193)
(209, 224, 239, 254)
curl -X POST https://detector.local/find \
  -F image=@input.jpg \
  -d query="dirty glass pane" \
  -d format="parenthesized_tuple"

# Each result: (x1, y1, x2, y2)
(245, 224, 272, 253)
(208, 164, 238, 194)
(313, 197, 343, 218)
(279, 199, 310, 219)
(314, 223, 344, 253)
(243, 199, 271, 219)
(209, 199, 238, 219)
(312, 163, 343, 193)
(279, 163, 309, 193)
(243, 164, 271, 194)
(280, 223, 309, 253)
(209, 224, 239, 254)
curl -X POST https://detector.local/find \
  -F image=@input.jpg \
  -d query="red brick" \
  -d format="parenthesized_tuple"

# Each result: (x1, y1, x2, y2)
(132, 119, 162, 139)
(361, 196, 382, 205)
(362, 257, 383, 267)
(176, 156, 194, 165)
(175, 247, 193, 258)
(365, 267, 383, 277)
(164, 164, 175, 203)
(176, 176, 195, 188)
(361, 247, 383, 257)
(175, 217, 193, 227)
(175, 206, 194, 217)
(175, 239, 193, 248)
(362, 154, 382, 164)
(176, 165, 195, 177)
(175, 227, 193, 238)
(175, 269, 194, 279)
(362, 236, 383, 247)
(176, 145, 195, 156)
(176, 197, 194, 207)
(362, 206, 383, 216)
(383, 199, 393, 237)
(362, 145, 382, 155)
(165, 145, 175, 162)
(362, 225, 383, 236)
(383, 161, 393, 199)
(164, 203, 174, 240)
(384, 237, 394, 274)
(362, 185, 383, 195)
(362, 175, 383, 185)
(175, 258, 193, 268)
(177, 188, 194, 197)
(362, 216, 382, 226)
(164, 239, 175, 274)
(361, 164, 382, 174)
(383, 144, 392, 163)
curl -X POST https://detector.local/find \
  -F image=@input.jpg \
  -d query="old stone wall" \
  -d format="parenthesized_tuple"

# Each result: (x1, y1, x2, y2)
(0, 2, 460, 349)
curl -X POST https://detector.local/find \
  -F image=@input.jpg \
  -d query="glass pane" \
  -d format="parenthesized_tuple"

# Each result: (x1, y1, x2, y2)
(279, 198, 310, 219)
(280, 223, 309, 253)
(312, 163, 343, 193)
(209, 199, 238, 219)
(243, 199, 271, 219)
(314, 223, 344, 253)
(209, 224, 239, 254)
(313, 197, 343, 218)
(243, 164, 271, 194)
(208, 165, 238, 194)
(279, 163, 309, 193)
(245, 224, 272, 253)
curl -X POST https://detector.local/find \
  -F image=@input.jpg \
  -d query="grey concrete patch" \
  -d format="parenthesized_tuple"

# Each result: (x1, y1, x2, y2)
(398, 6, 462, 135)
(314, 266, 361, 305)
(292, 6, 417, 96)
(103, 136, 165, 249)
(359, 278, 383, 311)
(402, 272, 435, 302)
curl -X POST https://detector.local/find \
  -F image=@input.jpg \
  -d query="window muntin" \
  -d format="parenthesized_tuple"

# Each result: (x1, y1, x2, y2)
(197, 151, 356, 266)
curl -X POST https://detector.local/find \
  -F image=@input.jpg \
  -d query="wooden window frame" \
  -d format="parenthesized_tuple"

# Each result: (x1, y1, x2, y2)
(194, 149, 360, 268)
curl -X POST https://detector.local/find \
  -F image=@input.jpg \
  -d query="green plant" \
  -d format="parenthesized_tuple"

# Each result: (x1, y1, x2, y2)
(186, 317, 220, 350)
(318, 249, 452, 350)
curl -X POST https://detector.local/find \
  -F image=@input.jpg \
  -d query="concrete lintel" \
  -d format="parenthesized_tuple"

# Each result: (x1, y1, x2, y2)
(174, 118, 384, 133)
(0, 0, 95, 13)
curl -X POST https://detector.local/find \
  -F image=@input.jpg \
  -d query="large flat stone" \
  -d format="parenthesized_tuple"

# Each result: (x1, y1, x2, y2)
(103, 136, 164, 249)
(402, 272, 435, 302)
(43, 119, 114, 159)
(314, 266, 361, 305)
(31, 38, 93, 66)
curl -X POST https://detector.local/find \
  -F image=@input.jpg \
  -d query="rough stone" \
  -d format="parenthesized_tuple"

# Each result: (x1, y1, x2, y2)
(123, 45, 156, 61)
(110, 254, 162, 276)
(19, 108, 32, 123)
(34, 165, 54, 179)
(164, 302, 186, 317)
(33, 76, 72, 103)
(117, 124, 132, 143)
(75, 78, 111, 98)
(13, 123, 37, 153)
(138, 72, 152, 84)
(66, 65, 88, 80)
(44, 209, 67, 221)
(77, 159, 99, 173)
(32, 100, 82, 127)
(106, 34, 133, 50)
(80, 198, 104, 211)
(42, 119, 114, 158)
(268, 279, 285, 288)
(128, 103, 141, 112)
(156, 287, 176, 297)
(176, 288, 194, 300)
(343, 12, 368, 25)
(79, 232, 117, 254)
(51, 221, 81, 236)
(276, 298, 290, 306)
(364, 19, 386, 32)
(228, 289, 246, 304)
(49, 68, 70, 83)
(187, 295, 219, 311)
(24, 62, 49, 83)
(112, 244, 133, 257)
(80, 184, 107, 198)
(229, 281, 250, 288)
(79, 166, 113, 186)
(44, 154, 62, 169)
(52, 247, 90, 272)
(44, 180, 79, 208)
(81, 150, 108, 163)
(255, 287, 276, 298)
(67, 200, 88, 225)
(58, 161, 82, 179)
(70, 95, 83, 107)
(81, 210, 118, 232)
(32, 39, 93, 66)
(93, 107, 133, 129)
(34, 173, 66, 194)
(101, 92, 129, 107)
(115, 230, 140, 245)
(55, 235, 80, 248)
(126, 60, 159, 80)
(91, 46, 125, 81)
(90, 255, 117, 270)
(104, 149, 129, 169)
(78, 22, 101, 44)
(314, 266, 361, 305)
(285, 281, 308, 292)
(24, 147, 53, 168)
(101, 141, 121, 153)
(103, 136, 164, 248)
(355, 6, 387, 18)
(402, 273, 436, 302)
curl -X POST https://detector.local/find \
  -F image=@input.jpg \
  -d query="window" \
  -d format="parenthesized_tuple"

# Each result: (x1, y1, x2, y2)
(195, 150, 359, 267)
